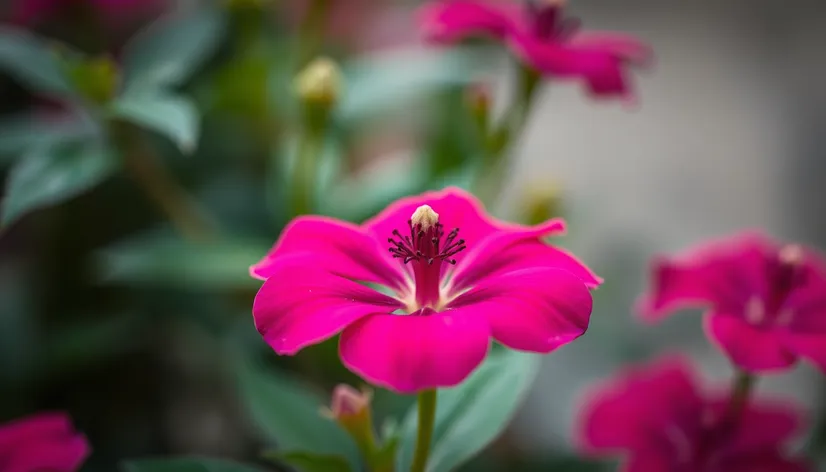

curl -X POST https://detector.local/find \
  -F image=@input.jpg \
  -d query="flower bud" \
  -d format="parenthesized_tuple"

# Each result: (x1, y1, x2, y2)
(66, 55, 120, 106)
(294, 57, 343, 108)
(522, 180, 564, 225)
(323, 384, 376, 453)
(330, 384, 371, 419)
(465, 82, 491, 131)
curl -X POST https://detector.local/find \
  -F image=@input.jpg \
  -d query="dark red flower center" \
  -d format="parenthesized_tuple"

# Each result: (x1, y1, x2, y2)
(526, 0, 580, 40)
(387, 205, 467, 310)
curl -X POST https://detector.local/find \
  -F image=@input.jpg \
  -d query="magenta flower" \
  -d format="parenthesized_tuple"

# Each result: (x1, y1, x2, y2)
(638, 232, 826, 374)
(251, 188, 600, 393)
(0, 412, 90, 472)
(577, 356, 811, 472)
(419, 0, 652, 102)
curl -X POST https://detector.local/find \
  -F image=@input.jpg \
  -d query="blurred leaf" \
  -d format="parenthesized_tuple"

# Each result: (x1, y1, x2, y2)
(40, 313, 144, 376)
(264, 451, 352, 472)
(110, 92, 199, 153)
(122, 7, 226, 90)
(235, 353, 361, 470)
(0, 27, 74, 97)
(318, 151, 428, 222)
(396, 350, 541, 472)
(123, 457, 266, 472)
(0, 110, 101, 159)
(1, 140, 117, 226)
(338, 47, 493, 123)
(95, 233, 269, 290)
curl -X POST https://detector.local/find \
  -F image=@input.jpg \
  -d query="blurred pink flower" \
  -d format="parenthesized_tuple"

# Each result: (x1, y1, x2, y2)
(577, 356, 811, 472)
(0, 412, 90, 472)
(419, 0, 652, 102)
(638, 232, 826, 374)
(251, 187, 600, 393)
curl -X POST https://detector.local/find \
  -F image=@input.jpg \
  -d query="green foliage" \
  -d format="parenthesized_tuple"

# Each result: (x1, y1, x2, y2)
(264, 451, 353, 472)
(94, 233, 270, 290)
(396, 350, 541, 472)
(0, 27, 75, 97)
(122, 457, 266, 472)
(235, 353, 361, 469)
(1, 140, 117, 226)
(121, 7, 227, 91)
(110, 92, 200, 154)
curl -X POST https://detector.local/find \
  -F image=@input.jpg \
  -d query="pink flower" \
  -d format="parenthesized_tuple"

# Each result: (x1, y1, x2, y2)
(577, 356, 811, 472)
(251, 187, 600, 393)
(638, 232, 826, 374)
(0, 412, 90, 472)
(419, 0, 652, 102)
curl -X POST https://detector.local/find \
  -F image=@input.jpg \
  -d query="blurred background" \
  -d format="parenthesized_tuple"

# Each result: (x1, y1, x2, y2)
(0, 0, 824, 470)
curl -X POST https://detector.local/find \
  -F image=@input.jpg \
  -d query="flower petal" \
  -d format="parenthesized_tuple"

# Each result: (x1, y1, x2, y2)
(447, 218, 600, 293)
(251, 216, 407, 290)
(363, 187, 515, 268)
(569, 32, 654, 66)
(0, 413, 89, 472)
(418, 0, 522, 43)
(620, 451, 674, 472)
(778, 333, 826, 373)
(704, 313, 797, 372)
(638, 232, 775, 322)
(448, 268, 592, 352)
(577, 356, 702, 453)
(339, 310, 490, 393)
(253, 254, 403, 355)
(717, 452, 811, 472)
(726, 400, 804, 454)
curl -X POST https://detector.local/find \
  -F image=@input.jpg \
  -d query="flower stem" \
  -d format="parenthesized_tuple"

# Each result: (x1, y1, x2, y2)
(410, 389, 438, 472)
(298, 0, 330, 66)
(115, 124, 215, 241)
(724, 370, 756, 429)
(473, 63, 542, 204)
(290, 127, 324, 217)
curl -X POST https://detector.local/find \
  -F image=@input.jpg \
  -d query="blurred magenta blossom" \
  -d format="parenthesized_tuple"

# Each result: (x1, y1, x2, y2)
(577, 356, 810, 472)
(639, 232, 826, 374)
(0, 412, 89, 472)
(250, 188, 600, 393)
(419, 0, 652, 102)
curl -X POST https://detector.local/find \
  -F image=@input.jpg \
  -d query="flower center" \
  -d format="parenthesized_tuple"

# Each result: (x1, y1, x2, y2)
(748, 244, 807, 328)
(387, 205, 466, 311)
(527, 0, 578, 40)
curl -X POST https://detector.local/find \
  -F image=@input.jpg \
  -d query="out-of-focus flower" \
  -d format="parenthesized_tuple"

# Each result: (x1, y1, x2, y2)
(0, 412, 90, 472)
(419, 0, 652, 102)
(577, 356, 811, 472)
(294, 56, 343, 108)
(638, 232, 826, 374)
(251, 187, 600, 393)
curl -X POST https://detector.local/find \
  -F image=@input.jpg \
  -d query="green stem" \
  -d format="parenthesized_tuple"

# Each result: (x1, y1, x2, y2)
(297, 0, 330, 66)
(290, 128, 323, 217)
(410, 389, 438, 472)
(473, 64, 542, 204)
(116, 123, 215, 241)
(724, 370, 756, 427)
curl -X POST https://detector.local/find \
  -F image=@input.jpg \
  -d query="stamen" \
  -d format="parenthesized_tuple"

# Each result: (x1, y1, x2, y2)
(386, 207, 467, 265)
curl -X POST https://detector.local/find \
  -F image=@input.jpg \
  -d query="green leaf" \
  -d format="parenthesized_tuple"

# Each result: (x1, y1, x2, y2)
(338, 47, 492, 123)
(122, 457, 265, 472)
(235, 354, 360, 470)
(1, 140, 117, 226)
(396, 350, 541, 472)
(0, 27, 74, 96)
(94, 233, 270, 290)
(264, 451, 352, 472)
(121, 7, 226, 90)
(110, 92, 199, 153)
